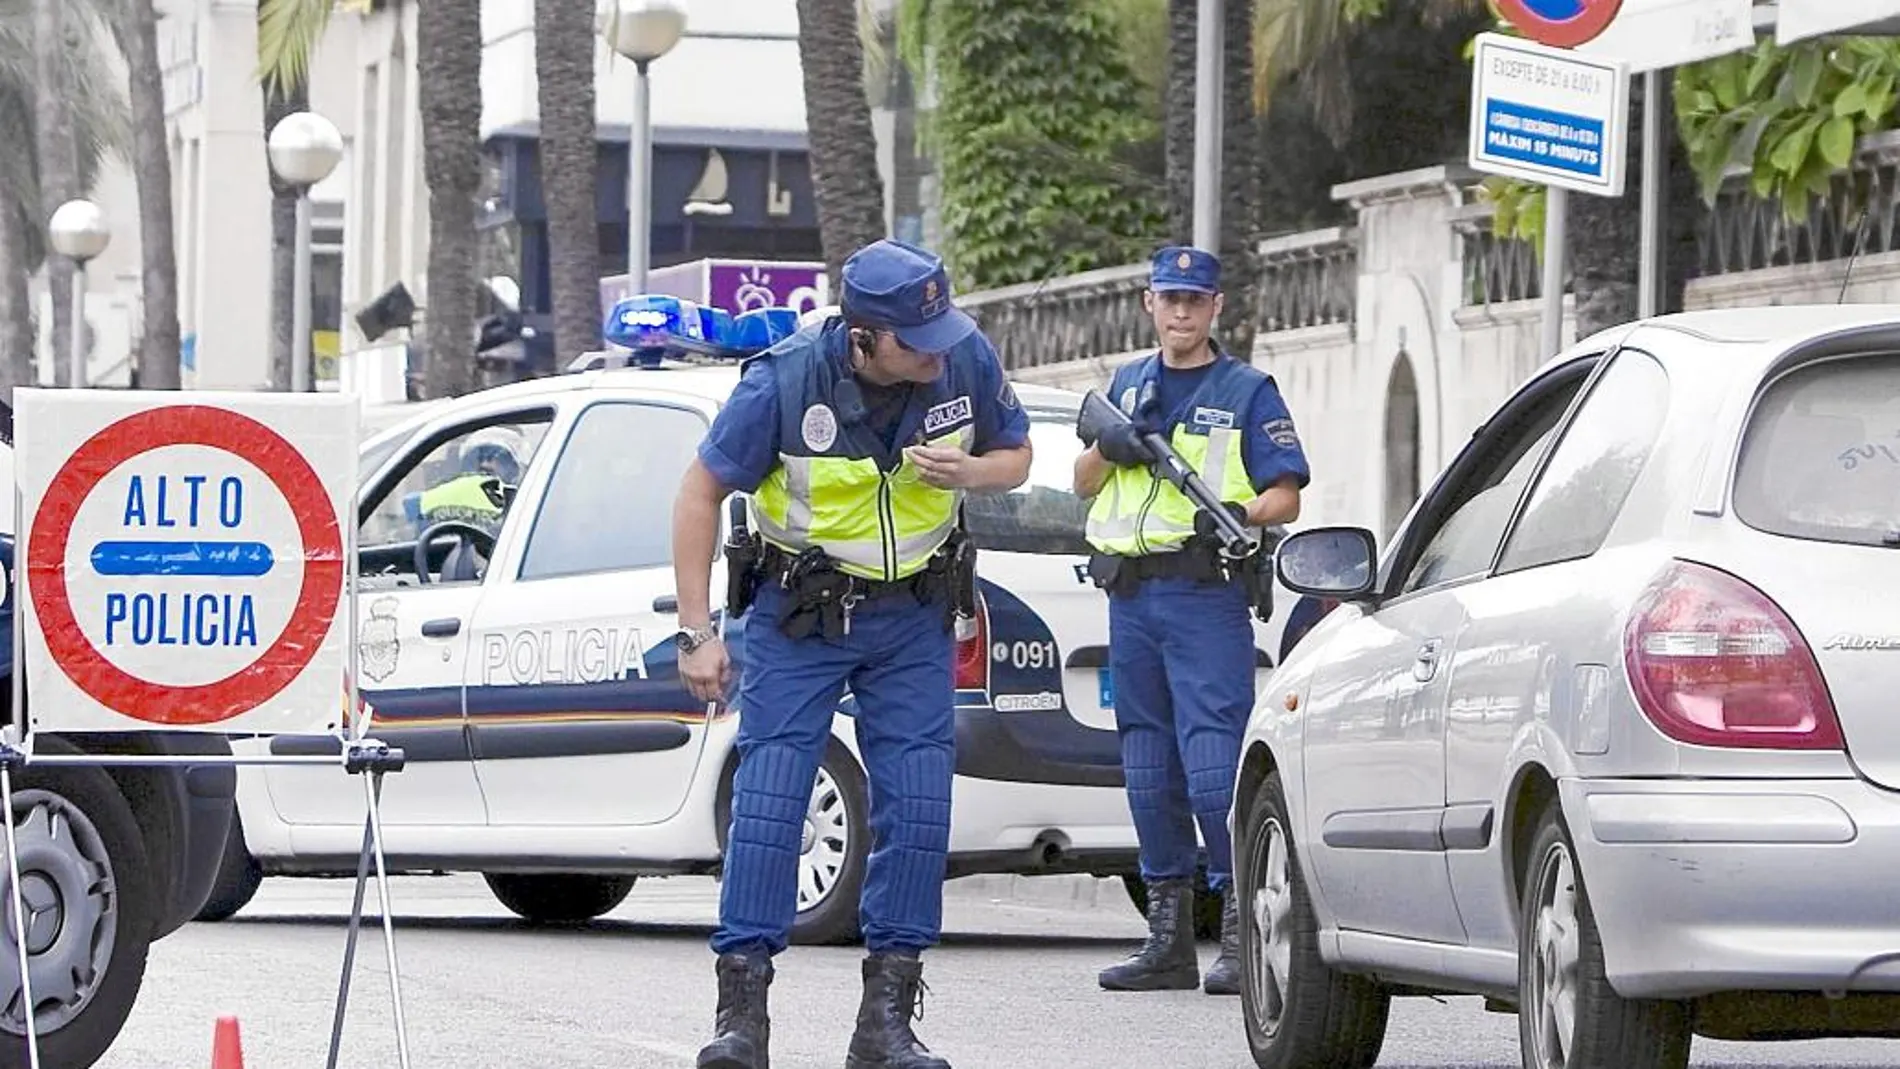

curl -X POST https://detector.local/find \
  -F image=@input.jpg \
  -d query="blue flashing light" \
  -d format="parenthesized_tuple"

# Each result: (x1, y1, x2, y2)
(590, 293, 807, 371)
(733, 307, 799, 352)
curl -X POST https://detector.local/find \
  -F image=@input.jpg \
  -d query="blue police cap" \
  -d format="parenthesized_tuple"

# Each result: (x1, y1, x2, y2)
(840, 239, 978, 354)
(1150, 245, 1221, 295)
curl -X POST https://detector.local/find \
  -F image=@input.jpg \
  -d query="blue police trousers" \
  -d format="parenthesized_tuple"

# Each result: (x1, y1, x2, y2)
(1108, 575, 1255, 893)
(712, 581, 955, 957)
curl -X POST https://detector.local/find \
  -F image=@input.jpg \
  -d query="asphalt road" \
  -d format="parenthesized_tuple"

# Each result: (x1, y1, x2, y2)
(92, 873, 1900, 1069)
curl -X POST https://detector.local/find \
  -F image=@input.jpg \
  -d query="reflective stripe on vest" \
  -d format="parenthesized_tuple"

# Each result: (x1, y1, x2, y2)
(754, 423, 973, 580)
(419, 473, 501, 524)
(1085, 423, 1255, 555)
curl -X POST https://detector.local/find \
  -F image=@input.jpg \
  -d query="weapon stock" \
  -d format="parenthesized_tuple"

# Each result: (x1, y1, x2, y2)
(1078, 389, 1259, 560)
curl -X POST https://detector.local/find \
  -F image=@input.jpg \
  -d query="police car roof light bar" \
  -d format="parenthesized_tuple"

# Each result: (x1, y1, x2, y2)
(578, 294, 802, 373)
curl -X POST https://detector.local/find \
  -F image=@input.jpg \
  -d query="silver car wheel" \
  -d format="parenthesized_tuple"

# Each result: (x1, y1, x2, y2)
(796, 765, 849, 912)
(1247, 814, 1295, 1036)
(1529, 842, 1581, 1068)
(0, 790, 120, 1035)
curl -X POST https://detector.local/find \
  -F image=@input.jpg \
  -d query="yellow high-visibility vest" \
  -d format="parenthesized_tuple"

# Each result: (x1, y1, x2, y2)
(1085, 353, 1263, 556)
(750, 322, 983, 582)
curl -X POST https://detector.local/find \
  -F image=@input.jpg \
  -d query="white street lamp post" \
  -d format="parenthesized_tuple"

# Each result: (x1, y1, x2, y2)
(599, 0, 686, 292)
(268, 111, 344, 393)
(48, 199, 111, 390)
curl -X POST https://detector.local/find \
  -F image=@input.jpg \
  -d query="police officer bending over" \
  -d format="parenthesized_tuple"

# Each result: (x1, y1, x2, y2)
(1073, 245, 1310, 996)
(672, 239, 1033, 1069)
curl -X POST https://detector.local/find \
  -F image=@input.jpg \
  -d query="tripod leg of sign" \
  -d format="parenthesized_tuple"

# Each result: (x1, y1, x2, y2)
(323, 747, 409, 1069)
(0, 749, 42, 1069)
(366, 767, 412, 1067)
(324, 776, 379, 1069)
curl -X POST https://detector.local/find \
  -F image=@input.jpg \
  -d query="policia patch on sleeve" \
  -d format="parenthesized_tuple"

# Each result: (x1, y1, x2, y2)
(1263, 417, 1301, 449)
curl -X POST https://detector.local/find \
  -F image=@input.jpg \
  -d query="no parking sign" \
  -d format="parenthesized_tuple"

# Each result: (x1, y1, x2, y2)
(15, 390, 358, 734)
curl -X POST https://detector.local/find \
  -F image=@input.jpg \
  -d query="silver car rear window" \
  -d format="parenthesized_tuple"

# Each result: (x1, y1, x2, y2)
(1733, 353, 1900, 548)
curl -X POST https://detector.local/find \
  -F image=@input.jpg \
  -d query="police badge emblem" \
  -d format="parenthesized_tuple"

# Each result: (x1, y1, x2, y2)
(359, 596, 401, 683)
(1176, 251, 1192, 270)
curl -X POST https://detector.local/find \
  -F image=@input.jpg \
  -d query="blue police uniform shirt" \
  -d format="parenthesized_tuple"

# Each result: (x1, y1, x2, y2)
(1127, 347, 1311, 494)
(698, 318, 1031, 494)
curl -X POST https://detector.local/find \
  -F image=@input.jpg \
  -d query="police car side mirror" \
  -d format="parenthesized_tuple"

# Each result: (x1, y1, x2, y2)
(1275, 526, 1378, 601)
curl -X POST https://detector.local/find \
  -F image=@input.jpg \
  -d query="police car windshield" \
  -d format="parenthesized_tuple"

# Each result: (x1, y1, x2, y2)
(964, 406, 1091, 556)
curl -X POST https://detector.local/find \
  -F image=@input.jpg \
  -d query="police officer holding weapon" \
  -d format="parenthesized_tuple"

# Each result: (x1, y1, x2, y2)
(1073, 245, 1310, 996)
(671, 238, 1033, 1069)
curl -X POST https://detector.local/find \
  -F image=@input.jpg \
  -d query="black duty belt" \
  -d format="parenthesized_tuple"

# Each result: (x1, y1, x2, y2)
(758, 541, 965, 640)
(1086, 541, 1238, 597)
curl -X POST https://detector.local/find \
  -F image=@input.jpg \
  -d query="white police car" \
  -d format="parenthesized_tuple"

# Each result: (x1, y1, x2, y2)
(196, 297, 1326, 942)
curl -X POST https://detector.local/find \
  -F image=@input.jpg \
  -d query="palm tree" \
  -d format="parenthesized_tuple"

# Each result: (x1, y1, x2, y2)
(0, 0, 126, 395)
(35, 0, 83, 387)
(797, 0, 888, 292)
(535, 0, 602, 363)
(256, 0, 326, 391)
(109, 0, 182, 389)
(416, 0, 482, 399)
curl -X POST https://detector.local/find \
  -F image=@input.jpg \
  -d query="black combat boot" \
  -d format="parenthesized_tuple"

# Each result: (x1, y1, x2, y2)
(1202, 883, 1241, 995)
(844, 951, 951, 1069)
(697, 950, 773, 1069)
(1098, 877, 1199, 991)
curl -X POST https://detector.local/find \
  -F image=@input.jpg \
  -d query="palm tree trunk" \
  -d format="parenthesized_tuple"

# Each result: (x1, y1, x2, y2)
(34, 0, 78, 388)
(795, 0, 886, 294)
(262, 78, 304, 392)
(417, 0, 482, 399)
(114, 0, 181, 389)
(1164, 0, 1196, 242)
(0, 207, 35, 398)
(535, 0, 601, 363)
(1218, 0, 1259, 357)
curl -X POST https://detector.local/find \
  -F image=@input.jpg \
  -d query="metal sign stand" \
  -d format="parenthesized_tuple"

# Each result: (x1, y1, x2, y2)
(0, 476, 413, 1069)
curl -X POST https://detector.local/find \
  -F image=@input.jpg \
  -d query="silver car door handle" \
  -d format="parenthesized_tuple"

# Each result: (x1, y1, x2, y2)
(1412, 640, 1441, 683)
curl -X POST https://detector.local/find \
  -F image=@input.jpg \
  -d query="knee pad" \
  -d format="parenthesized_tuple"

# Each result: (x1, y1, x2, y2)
(878, 745, 952, 852)
(1121, 728, 1186, 809)
(1181, 729, 1241, 817)
(730, 742, 819, 847)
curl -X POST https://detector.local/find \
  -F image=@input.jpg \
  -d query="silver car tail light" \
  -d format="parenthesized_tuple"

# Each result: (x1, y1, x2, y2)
(1622, 559, 1843, 750)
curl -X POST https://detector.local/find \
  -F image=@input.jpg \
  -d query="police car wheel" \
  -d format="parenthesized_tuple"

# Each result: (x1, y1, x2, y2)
(0, 760, 155, 1069)
(194, 811, 263, 922)
(1516, 805, 1690, 1069)
(1121, 872, 1225, 943)
(1237, 772, 1388, 1069)
(483, 873, 638, 924)
(715, 739, 869, 947)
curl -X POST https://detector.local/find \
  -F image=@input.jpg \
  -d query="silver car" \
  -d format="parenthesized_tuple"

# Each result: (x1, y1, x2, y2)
(1231, 305, 1900, 1069)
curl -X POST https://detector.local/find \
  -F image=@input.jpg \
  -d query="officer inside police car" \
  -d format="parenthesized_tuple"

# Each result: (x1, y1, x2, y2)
(1073, 244, 1310, 997)
(669, 238, 1032, 1069)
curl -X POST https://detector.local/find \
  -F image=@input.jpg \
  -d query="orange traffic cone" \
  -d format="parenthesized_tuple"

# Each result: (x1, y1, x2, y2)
(210, 1016, 244, 1069)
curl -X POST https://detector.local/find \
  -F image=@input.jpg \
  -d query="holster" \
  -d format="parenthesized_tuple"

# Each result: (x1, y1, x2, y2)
(1235, 543, 1276, 623)
(724, 529, 763, 618)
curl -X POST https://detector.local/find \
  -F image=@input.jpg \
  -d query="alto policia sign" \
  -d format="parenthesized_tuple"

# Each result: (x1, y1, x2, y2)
(16, 390, 358, 735)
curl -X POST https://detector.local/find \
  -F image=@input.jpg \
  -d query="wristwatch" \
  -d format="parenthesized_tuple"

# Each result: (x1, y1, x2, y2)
(676, 623, 719, 654)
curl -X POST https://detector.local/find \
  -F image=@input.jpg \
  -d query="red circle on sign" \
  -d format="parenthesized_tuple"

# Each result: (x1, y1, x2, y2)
(27, 406, 344, 725)
(1495, 0, 1623, 48)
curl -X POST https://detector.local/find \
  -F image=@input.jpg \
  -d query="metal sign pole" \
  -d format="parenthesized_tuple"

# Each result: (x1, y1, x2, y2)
(1542, 186, 1569, 358)
(1638, 67, 1665, 318)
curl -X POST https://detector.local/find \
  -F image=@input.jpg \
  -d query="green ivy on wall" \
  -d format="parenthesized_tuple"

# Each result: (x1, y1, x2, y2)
(898, 0, 1167, 290)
